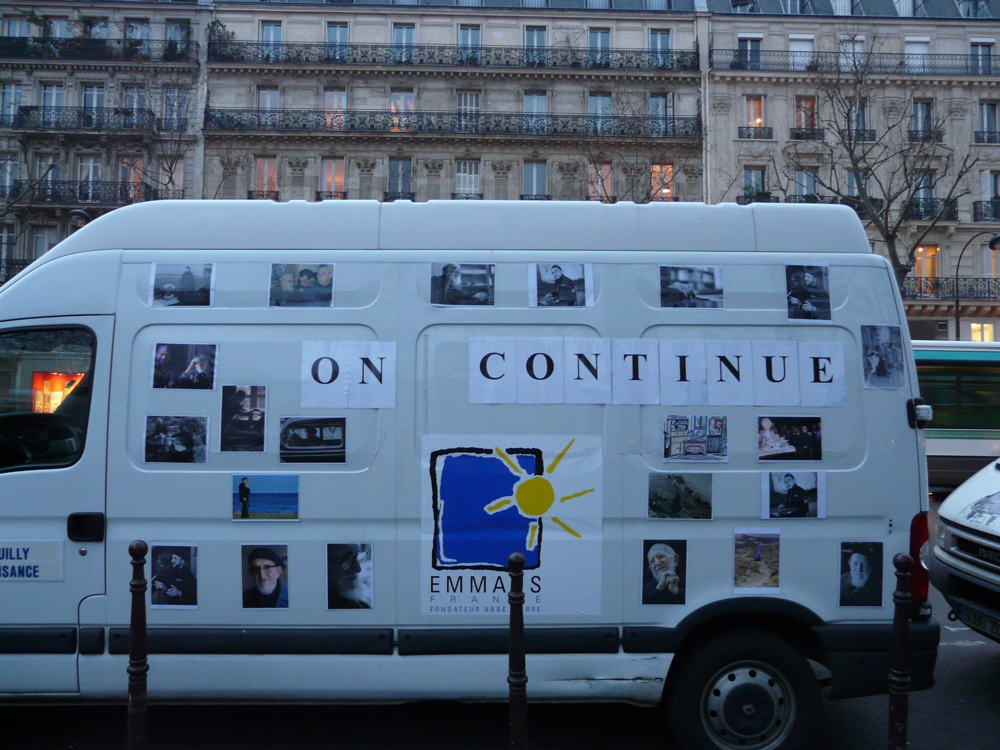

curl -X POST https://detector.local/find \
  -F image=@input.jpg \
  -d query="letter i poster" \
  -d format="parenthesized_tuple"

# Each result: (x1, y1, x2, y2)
(421, 435, 603, 616)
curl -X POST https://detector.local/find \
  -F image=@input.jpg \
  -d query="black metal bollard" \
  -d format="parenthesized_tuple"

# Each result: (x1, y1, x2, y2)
(507, 552, 528, 750)
(127, 541, 150, 750)
(888, 553, 912, 750)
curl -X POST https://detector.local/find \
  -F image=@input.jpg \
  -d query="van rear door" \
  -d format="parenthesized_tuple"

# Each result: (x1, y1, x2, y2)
(0, 317, 111, 693)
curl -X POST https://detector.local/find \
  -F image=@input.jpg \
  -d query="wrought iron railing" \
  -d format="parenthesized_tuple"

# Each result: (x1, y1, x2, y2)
(452, 192, 483, 199)
(0, 36, 198, 63)
(840, 196, 885, 218)
(248, 190, 279, 200)
(157, 188, 185, 200)
(12, 179, 157, 204)
(903, 198, 959, 221)
(786, 194, 838, 204)
(316, 191, 347, 200)
(384, 191, 415, 202)
(738, 126, 773, 139)
(587, 195, 617, 203)
(0, 257, 31, 284)
(157, 117, 189, 132)
(208, 40, 699, 72)
(711, 48, 1000, 76)
(520, 194, 552, 200)
(903, 277, 1000, 300)
(839, 128, 877, 143)
(15, 106, 156, 131)
(205, 108, 702, 139)
(974, 200, 1000, 221)
(789, 127, 825, 141)
(908, 129, 945, 143)
(736, 193, 780, 204)
(975, 131, 1000, 144)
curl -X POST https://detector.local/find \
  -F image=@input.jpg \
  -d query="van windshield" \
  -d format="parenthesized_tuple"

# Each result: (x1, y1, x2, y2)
(0, 327, 95, 471)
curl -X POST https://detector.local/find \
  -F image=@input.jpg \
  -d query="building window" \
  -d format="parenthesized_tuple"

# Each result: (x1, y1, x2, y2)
(795, 96, 817, 128)
(327, 23, 349, 61)
(523, 161, 547, 199)
(37, 155, 60, 182)
(390, 90, 415, 132)
(588, 162, 613, 203)
(525, 26, 547, 66)
(971, 42, 994, 75)
(0, 83, 21, 126)
(254, 156, 278, 198)
(650, 94, 673, 136)
(794, 168, 817, 197)
(320, 157, 345, 199)
(1, 17, 27, 37)
(650, 30, 671, 67)
(457, 90, 480, 130)
(120, 158, 145, 203)
(258, 88, 280, 110)
(82, 85, 105, 112)
(163, 87, 189, 129)
(47, 18, 68, 39)
(323, 89, 346, 130)
(746, 96, 764, 127)
(30, 227, 57, 259)
(589, 28, 611, 67)
(125, 19, 149, 55)
(737, 38, 762, 69)
(744, 166, 767, 196)
(914, 245, 938, 277)
(980, 101, 999, 138)
(838, 37, 863, 71)
(971, 323, 995, 342)
(524, 91, 547, 134)
(589, 93, 612, 134)
(86, 18, 108, 40)
(388, 158, 412, 199)
(904, 39, 929, 73)
(393, 24, 415, 63)
(912, 100, 934, 134)
(789, 37, 814, 71)
(846, 170, 868, 197)
(651, 164, 674, 201)
(959, 0, 991, 17)
(459, 25, 481, 63)
(455, 159, 481, 197)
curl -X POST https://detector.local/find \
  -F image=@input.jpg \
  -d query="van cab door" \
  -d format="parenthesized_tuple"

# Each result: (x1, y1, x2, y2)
(0, 317, 111, 693)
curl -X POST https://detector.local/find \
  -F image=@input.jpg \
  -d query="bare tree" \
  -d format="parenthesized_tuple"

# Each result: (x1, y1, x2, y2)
(777, 32, 980, 288)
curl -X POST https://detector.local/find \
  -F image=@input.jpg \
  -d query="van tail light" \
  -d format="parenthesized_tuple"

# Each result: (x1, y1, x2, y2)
(909, 511, 930, 603)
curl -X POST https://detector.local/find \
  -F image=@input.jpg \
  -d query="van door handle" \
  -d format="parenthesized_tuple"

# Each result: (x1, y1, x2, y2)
(67, 512, 105, 542)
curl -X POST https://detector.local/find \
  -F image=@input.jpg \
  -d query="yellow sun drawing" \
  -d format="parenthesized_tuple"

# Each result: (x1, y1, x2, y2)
(483, 438, 595, 551)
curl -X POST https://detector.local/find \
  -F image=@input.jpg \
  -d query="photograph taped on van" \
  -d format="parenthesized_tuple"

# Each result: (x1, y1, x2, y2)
(647, 472, 712, 519)
(430, 262, 494, 306)
(144, 416, 207, 464)
(785, 264, 831, 322)
(642, 540, 687, 605)
(149, 263, 213, 307)
(528, 263, 592, 307)
(232, 474, 298, 521)
(242, 544, 289, 609)
(327, 543, 374, 609)
(839, 541, 883, 607)
(761, 471, 826, 519)
(659, 265, 724, 308)
(152, 343, 216, 390)
(279, 417, 345, 463)
(758, 416, 822, 461)
(269, 263, 333, 307)
(735, 528, 780, 593)
(662, 414, 727, 461)
(861, 324, 907, 389)
(220, 385, 265, 452)
(149, 544, 198, 609)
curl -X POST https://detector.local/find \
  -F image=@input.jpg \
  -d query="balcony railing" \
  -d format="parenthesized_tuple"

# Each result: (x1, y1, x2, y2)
(975, 131, 1000, 144)
(208, 40, 699, 72)
(839, 128, 877, 143)
(903, 198, 959, 221)
(840, 196, 885, 218)
(12, 179, 158, 204)
(248, 190, 279, 200)
(903, 277, 1000, 300)
(736, 193, 780, 204)
(738, 126, 773, 139)
(452, 192, 483, 199)
(316, 191, 347, 200)
(908, 129, 945, 144)
(0, 36, 198, 63)
(0, 257, 31, 284)
(711, 48, 1000, 76)
(157, 117, 189, 132)
(789, 127, 825, 141)
(205, 108, 702, 139)
(14, 106, 156, 131)
(384, 191, 415, 202)
(785, 194, 838, 204)
(974, 199, 1000, 221)
(520, 194, 552, 200)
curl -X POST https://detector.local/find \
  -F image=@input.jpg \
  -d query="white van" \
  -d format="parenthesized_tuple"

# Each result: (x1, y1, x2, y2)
(929, 458, 1000, 643)
(0, 200, 937, 750)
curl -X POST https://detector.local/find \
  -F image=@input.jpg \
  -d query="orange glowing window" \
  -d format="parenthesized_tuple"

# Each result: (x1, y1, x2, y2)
(32, 371, 85, 413)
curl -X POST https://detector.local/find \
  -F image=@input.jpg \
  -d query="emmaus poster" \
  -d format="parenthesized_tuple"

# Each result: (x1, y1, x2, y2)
(422, 435, 603, 616)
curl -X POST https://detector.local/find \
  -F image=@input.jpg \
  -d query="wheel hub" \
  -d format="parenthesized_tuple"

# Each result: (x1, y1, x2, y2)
(702, 663, 794, 750)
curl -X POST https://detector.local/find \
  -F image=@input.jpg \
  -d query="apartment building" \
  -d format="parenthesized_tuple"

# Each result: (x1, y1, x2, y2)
(1, 0, 999, 339)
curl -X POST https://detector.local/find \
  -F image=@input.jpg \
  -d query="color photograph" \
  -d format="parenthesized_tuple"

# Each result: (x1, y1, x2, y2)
(663, 414, 728, 462)
(144, 416, 208, 463)
(430, 262, 495, 306)
(785, 264, 830, 322)
(220, 385, 266, 452)
(734, 528, 780, 593)
(861, 325, 907, 389)
(642, 540, 687, 605)
(761, 471, 826, 519)
(757, 417, 822, 461)
(149, 544, 198, 608)
(660, 266, 724, 308)
(529, 263, 593, 307)
(150, 263, 214, 307)
(327, 543, 374, 609)
(279, 417, 346, 463)
(648, 473, 712, 519)
(840, 541, 883, 607)
(232, 474, 298, 521)
(269, 263, 333, 307)
(152, 343, 216, 389)
(241, 544, 289, 609)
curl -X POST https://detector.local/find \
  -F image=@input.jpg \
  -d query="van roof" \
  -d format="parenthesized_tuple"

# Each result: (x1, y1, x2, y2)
(43, 199, 870, 259)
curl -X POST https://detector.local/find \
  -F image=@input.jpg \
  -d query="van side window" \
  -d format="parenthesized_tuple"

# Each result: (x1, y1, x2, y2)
(0, 327, 95, 472)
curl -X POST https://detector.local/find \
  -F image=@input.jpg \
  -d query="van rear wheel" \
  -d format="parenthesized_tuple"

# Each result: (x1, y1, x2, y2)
(665, 629, 821, 750)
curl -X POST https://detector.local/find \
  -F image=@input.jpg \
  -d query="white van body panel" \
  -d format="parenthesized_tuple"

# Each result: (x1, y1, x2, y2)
(0, 201, 933, 715)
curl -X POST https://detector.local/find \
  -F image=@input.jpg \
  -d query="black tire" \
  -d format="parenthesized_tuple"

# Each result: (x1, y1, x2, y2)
(665, 629, 822, 750)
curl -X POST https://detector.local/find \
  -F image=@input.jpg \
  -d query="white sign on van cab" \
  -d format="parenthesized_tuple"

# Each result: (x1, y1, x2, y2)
(301, 341, 397, 408)
(0, 541, 63, 581)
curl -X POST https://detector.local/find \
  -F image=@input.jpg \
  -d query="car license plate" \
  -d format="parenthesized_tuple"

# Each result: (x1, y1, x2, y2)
(961, 604, 1000, 638)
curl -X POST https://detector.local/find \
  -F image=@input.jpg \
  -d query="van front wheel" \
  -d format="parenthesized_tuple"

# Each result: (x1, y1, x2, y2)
(665, 630, 821, 750)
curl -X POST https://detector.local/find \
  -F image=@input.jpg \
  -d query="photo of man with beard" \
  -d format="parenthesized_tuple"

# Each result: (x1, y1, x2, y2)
(642, 540, 687, 605)
(242, 546, 289, 609)
(839, 542, 883, 607)
(327, 543, 374, 609)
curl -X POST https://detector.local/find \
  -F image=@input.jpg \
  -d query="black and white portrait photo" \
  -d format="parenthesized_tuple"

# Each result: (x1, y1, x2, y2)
(150, 263, 214, 307)
(642, 540, 687, 605)
(648, 473, 712, 519)
(529, 263, 592, 307)
(861, 325, 907, 389)
(144, 416, 208, 463)
(660, 266, 724, 308)
(150, 544, 198, 608)
(152, 343, 217, 389)
(758, 416, 822, 461)
(220, 385, 266, 452)
(242, 545, 289, 609)
(785, 264, 831, 322)
(761, 471, 826, 519)
(327, 543, 374, 609)
(430, 263, 495, 306)
(279, 417, 346, 463)
(269, 263, 334, 307)
(839, 542, 883, 607)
